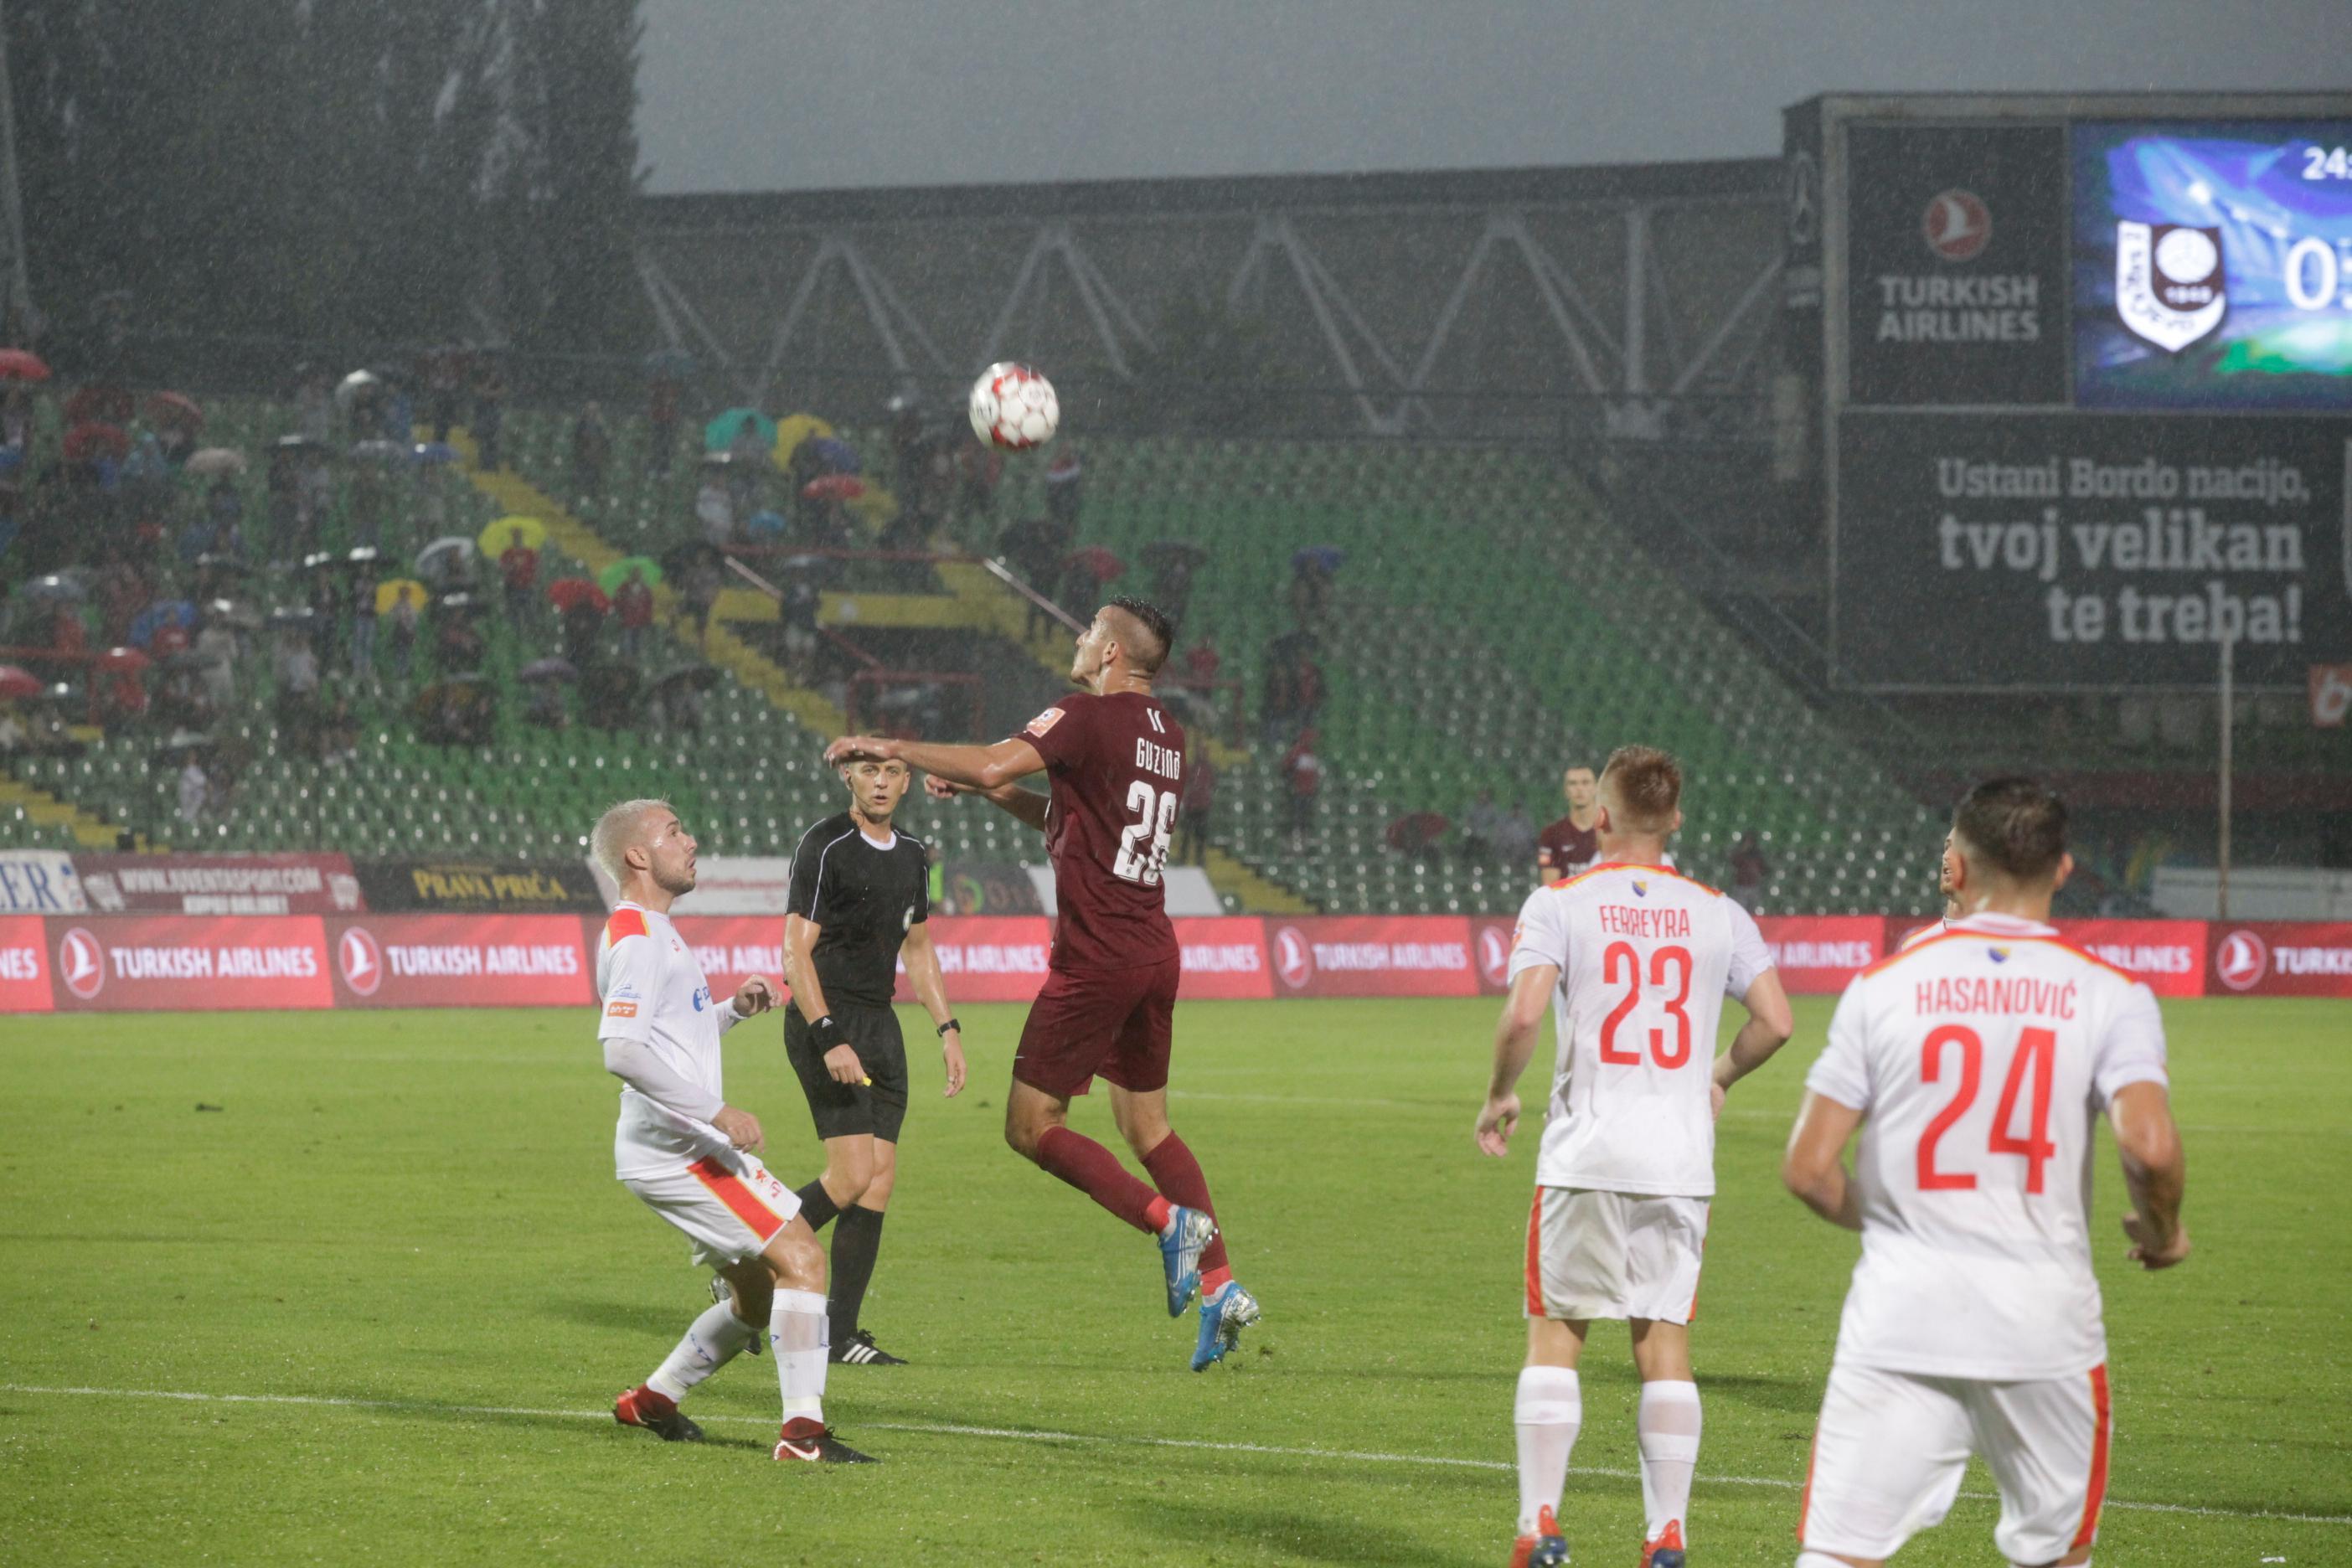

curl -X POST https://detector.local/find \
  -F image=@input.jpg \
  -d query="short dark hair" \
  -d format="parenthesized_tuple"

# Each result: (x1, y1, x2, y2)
(1952, 776, 2068, 883)
(1599, 745, 1680, 834)
(1103, 595, 1174, 674)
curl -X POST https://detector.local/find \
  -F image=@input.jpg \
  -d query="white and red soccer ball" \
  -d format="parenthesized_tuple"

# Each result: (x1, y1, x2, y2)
(968, 362, 1059, 451)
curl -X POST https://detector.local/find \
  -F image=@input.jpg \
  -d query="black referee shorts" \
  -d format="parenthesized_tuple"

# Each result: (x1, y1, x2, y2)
(784, 1001, 910, 1144)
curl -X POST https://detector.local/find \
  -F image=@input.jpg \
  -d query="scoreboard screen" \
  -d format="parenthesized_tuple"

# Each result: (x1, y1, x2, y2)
(2074, 121, 2352, 410)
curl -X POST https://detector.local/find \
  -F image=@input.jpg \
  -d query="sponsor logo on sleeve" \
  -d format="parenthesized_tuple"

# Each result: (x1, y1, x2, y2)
(606, 999, 639, 1018)
(1024, 706, 1065, 738)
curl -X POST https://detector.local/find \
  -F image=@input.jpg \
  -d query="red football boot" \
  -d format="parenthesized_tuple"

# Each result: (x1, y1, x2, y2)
(1509, 1505, 1570, 1566)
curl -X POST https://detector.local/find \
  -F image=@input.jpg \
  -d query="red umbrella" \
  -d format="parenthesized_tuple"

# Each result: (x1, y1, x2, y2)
(99, 645, 152, 673)
(546, 578, 610, 614)
(1069, 545, 1126, 584)
(800, 473, 866, 502)
(63, 421, 132, 462)
(0, 664, 42, 699)
(1385, 812, 1451, 854)
(144, 391, 204, 431)
(0, 348, 49, 382)
(64, 384, 134, 425)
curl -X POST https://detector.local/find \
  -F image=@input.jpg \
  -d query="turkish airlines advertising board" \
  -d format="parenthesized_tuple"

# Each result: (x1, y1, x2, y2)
(327, 916, 592, 1008)
(1266, 916, 1480, 998)
(0, 916, 53, 1012)
(2209, 922, 2352, 998)
(47, 916, 333, 1011)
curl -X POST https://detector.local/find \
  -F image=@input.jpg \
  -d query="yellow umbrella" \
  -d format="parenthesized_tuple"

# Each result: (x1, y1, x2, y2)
(477, 515, 546, 554)
(374, 578, 429, 616)
(845, 485, 900, 536)
(771, 413, 833, 469)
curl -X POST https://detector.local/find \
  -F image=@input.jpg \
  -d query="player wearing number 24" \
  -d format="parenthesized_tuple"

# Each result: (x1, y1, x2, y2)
(823, 596, 1261, 1371)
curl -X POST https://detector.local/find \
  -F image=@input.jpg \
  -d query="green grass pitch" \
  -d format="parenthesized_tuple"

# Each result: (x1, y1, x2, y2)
(2, 997, 2345, 1565)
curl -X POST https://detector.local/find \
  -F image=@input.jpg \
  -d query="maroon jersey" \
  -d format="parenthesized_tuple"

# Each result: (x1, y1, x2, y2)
(1535, 815, 1599, 880)
(1018, 690, 1184, 972)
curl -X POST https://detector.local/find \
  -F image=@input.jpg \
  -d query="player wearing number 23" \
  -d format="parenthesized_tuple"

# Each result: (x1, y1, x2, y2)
(1782, 776, 2189, 1567)
(823, 597, 1260, 1370)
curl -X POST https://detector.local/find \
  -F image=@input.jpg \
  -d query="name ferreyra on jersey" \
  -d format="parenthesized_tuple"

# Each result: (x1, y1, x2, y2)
(1509, 864, 1777, 1198)
(1808, 912, 2169, 1380)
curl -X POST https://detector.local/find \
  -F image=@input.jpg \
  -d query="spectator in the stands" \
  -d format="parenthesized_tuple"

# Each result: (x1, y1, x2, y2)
(194, 616, 238, 712)
(177, 750, 209, 827)
(614, 566, 655, 661)
(647, 372, 682, 476)
(472, 358, 509, 470)
(695, 470, 735, 548)
(1176, 744, 1215, 867)
(1260, 632, 1323, 750)
(571, 400, 612, 503)
(725, 411, 768, 467)
(1462, 788, 1504, 863)
(560, 595, 606, 669)
(423, 344, 467, 443)
(682, 554, 722, 648)
(275, 629, 321, 749)
(1731, 832, 1769, 905)
(308, 562, 345, 673)
(2, 384, 29, 448)
(385, 583, 420, 681)
(954, 436, 1002, 534)
(321, 686, 359, 764)
(498, 526, 539, 632)
(296, 365, 333, 444)
(350, 569, 379, 686)
(1495, 800, 1538, 871)
(1282, 726, 1324, 848)
(1044, 449, 1082, 533)
(526, 676, 568, 731)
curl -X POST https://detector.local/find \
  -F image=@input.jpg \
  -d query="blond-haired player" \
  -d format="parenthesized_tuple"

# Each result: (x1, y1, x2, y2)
(1478, 745, 1795, 1568)
(1782, 777, 2189, 1566)
(591, 798, 874, 1463)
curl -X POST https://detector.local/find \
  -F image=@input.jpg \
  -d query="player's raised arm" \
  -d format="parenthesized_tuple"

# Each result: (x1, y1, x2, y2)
(926, 771, 1050, 831)
(826, 733, 1045, 792)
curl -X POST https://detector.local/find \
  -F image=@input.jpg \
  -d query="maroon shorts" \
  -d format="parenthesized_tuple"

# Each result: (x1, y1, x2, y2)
(1012, 956, 1181, 1097)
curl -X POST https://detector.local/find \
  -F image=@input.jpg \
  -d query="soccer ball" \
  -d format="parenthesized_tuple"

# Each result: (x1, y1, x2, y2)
(968, 362, 1059, 451)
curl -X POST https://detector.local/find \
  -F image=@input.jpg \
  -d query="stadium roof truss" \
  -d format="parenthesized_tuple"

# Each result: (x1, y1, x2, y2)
(637, 162, 1780, 437)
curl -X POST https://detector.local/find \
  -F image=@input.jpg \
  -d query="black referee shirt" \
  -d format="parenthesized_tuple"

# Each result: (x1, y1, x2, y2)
(786, 812, 930, 1006)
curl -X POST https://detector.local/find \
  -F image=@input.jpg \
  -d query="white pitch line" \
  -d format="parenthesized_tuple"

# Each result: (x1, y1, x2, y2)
(3, 1383, 2346, 1526)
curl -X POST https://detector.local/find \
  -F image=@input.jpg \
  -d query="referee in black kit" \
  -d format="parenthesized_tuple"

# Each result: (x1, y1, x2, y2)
(779, 752, 967, 1365)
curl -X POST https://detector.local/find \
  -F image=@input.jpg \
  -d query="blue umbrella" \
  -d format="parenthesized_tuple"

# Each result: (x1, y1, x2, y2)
(805, 436, 860, 475)
(744, 509, 787, 539)
(128, 599, 198, 647)
(1292, 545, 1346, 575)
(412, 441, 459, 465)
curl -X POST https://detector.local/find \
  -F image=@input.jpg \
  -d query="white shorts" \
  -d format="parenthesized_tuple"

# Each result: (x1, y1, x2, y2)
(622, 1151, 803, 1269)
(1799, 1359, 2112, 1564)
(1524, 1187, 1709, 1323)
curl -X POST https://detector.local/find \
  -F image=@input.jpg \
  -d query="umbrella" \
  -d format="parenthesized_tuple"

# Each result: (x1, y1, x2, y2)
(1292, 545, 1346, 575)
(654, 664, 720, 692)
(19, 573, 87, 602)
(64, 422, 132, 463)
(0, 348, 49, 382)
(436, 593, 484, 616)
(346, 546, 381, 566)
(547, 578, 610, 614)
(804, 436, 860, 474)
(143, 391, 204, 431)
(744, 508, 787, 539)
(771, 413, 833, 467)
(98, 645, 151, 673)
(301, 550, 344, 570)
(374, 578, 428, 616)
(699, 450, 735, 467)
(412, 441, 458, 465)
(478, 515, 545, 554)
(705, 407, 776, 451)
(128, 600, 198, 647)
(643, 347, 697, 376)
(415, 536, 476, 580)
(64, 385, 133, 425)
(185, 447, 248, 477)
(334, 369, 380, 410)
(267, 605, 317, 627)
(597, 555, 663, 594)
(348, 439, 409, 463)
(801, 473, 865, 503)
(207, 597, 264, 629)
(1070, 545, 1126, 584)
(275, 432, 328, 451)
(0, 664, 40, 700)
(519, 657, 579, 684)
(191, 552, 250, 576)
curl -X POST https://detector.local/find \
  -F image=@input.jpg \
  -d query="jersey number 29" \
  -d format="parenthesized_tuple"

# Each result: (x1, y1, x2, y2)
(1112, 781, 1178, 886)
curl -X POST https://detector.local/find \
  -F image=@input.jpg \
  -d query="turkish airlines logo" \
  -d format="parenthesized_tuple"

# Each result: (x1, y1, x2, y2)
(1272, 926, 1313, 990)
(1921, 189, 1992, 262)
(338, 926, 383, 997)
(1477, 926, 1511, 988)
(2214, 929, 2269, 993)
(58, 926, 105, 999)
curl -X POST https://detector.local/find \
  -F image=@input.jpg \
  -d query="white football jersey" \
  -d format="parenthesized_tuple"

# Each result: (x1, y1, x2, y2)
(596, 900, 745, 1179)
(1808, 911, 2169, 1380)
(1509, 864, 1774, 1197)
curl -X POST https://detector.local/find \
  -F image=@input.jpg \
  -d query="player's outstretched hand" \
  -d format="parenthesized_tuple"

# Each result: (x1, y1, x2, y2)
(1475, 1092, 1520, 1158)
(925, 774, 972, 800)
(713, 1105, 765, 1155)
(2122, 1212, 2191, 1270)
(733, 976, 778, 1017)
(823, 735, 897, 767)
(823, 1043, 869, 1087)
(941, 1028, 966, 1097)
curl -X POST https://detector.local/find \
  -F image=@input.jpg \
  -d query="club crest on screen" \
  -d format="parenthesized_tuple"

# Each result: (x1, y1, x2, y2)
(2116, 220, 2227, 353)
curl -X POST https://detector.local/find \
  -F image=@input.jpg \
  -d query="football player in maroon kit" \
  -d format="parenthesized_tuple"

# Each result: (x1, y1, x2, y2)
(823, 597, 1259, 1369)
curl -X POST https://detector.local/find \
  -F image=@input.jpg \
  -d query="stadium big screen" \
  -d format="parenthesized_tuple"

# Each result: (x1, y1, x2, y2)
(1782, 94, 2352, 692)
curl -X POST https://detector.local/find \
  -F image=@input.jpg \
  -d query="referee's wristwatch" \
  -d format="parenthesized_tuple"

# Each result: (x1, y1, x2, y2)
(936, 1017, 962, 1037)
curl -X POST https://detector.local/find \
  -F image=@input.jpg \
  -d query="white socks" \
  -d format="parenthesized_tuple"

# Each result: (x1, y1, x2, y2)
(770, 1287, 829, 1422)
(1638, 1379, 1702, 1544)
(645, 1299, 759, 1404)
(1794, 1555, 1850, 1568)
(1514, 1365, 1582, 1535)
